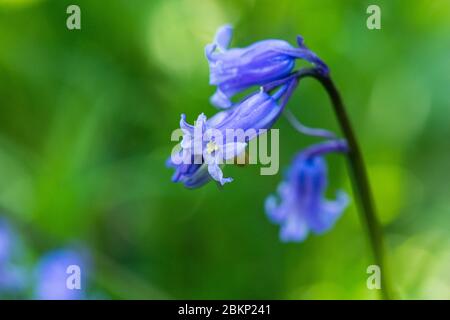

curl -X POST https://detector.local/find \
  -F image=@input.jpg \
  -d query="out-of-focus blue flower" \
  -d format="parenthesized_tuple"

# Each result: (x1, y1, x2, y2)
(0, 265, 27, 294)
(0, 218, 28, 295)
(0, 218, 12, 263)
(265, 140, 349, 242)
(205, 25, 328, 109)
(168, 83, 293, 188)
(34, 249, 89, 300)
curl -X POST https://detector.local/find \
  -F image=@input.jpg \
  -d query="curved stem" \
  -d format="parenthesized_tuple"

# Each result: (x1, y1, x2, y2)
(293, 68, 393, 299)
(264, 70, 336, 139)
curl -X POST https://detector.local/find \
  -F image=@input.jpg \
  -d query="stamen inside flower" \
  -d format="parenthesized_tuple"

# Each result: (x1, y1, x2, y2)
(206, 141, 219, 154)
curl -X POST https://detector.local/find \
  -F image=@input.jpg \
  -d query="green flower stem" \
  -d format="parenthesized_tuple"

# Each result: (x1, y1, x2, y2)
(294, 68, 393, 300)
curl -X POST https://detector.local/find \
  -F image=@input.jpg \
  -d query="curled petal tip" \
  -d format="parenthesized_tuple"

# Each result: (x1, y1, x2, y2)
(207, 163, 233, 186)
(180, 113, 192, 130)
(196, 113, 207, 124)
(296, 35, 305, 47)
(280, 217, 308, 243)
(210, 89, 233, 109)
(205, 43, 217, 61)
(215, 24, 233, 51)
(265, 195, 279, 222)
(220, 177, 233, 185)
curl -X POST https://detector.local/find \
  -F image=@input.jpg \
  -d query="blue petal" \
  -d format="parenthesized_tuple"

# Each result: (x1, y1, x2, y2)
(215, 88, 284, 135)
(205, 43, 217, 61)
(265, 183, 293, 223)
(182, 164, 212, 189)
(272, 46, 329, 74)
(210, 88, 233, 109)
(207, 163, 233, 185)
(265, 195, 278, 219)
(220, 142, 247, 160)
(194, 113, 207, 132)
(180, 114, 194, 133)
(310, 190, 349, 234)
(0, 219, 13, 263)
(214, 24, 233, 51)
(280, 214, 308, 243)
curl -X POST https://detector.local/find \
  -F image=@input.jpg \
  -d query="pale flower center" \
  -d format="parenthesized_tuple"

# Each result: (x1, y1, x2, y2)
(206, 141, 219, 154)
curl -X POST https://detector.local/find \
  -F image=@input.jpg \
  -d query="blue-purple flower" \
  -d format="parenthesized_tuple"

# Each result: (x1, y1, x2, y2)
(265, 140, 349, 242)
(0, 218, 12, 264)
(0, 218, 28, 295)
(34, 249, 89, 300)
(205, 25, 328, 109)
(168, 82, 293, 188)
(0, 264, 27, 295)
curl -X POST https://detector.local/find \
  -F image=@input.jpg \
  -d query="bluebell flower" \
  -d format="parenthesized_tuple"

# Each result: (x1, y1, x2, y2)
(205, 25, 328, 109)
(34, 249, 89, 300)
(168, 82, 293, 188)
(265, 140, 349, 242)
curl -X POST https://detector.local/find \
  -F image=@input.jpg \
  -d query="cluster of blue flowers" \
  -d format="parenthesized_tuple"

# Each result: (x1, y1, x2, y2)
(168, 25, 350, 243)
(0, 217, 90, 299)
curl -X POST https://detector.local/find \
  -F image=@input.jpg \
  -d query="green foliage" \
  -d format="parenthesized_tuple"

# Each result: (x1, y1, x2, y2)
(0, 0, 449, 299)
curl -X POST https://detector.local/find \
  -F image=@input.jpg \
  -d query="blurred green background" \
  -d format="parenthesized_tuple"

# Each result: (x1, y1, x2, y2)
(0, 0, 449, 299)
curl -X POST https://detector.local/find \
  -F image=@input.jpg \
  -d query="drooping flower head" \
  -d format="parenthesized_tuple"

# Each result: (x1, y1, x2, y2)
(205, 25, 328, 109)
(265, 140, 350, 242)
(34, 248, 89, 300)
(168, 81, 294, 188)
